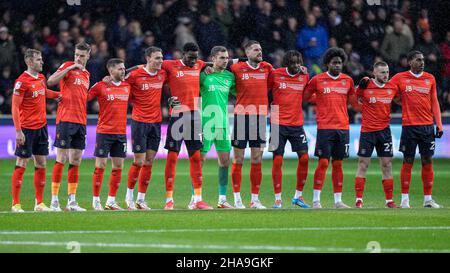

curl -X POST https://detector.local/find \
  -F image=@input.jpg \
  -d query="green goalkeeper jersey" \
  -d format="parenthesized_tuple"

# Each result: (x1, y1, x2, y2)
(200, 70, 236, 129)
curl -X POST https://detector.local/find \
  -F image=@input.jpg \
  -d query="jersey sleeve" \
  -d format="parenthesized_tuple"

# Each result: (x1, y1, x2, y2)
(268, 71, 275, 91)
(230, 63, 237, 74)
(230, 74, 237, 96)
(348, 78, 356, 97)
(303, 76, 317, 102)
(162, 60, 171, 72)
(12, 80, 27, 97)
(198, 60, 206, 69)
(11, 79, 27, 130)
(200, 71, 206, 86)
(56, 62, 73, 79)
(125, 70, 135, 85)
(88, 82, 101, 101)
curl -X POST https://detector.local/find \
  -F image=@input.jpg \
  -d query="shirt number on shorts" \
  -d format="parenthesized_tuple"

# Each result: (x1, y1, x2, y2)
(345, 144, 349, 155)
(123, 143, 127, 153)
(300, 134, 307, 143)
(384, 142, 392, 152)
(430, 141, 435, 151)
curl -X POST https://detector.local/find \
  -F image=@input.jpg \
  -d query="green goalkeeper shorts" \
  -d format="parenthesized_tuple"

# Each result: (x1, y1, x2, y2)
(201, 127, 231, 154)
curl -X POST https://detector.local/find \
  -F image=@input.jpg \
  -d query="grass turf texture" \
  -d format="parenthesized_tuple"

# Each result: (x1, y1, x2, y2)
(0, 158, 449, 253)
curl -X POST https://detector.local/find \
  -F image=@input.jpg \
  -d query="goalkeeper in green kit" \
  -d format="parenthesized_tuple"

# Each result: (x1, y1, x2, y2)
(188, 46, 236, 209)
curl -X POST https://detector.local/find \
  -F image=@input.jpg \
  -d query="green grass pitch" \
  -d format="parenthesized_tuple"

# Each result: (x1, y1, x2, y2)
(0, 158, 449, 253)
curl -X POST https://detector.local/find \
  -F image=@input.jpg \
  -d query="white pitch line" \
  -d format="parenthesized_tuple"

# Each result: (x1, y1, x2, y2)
(0, 240, 449, 253)
(1, 226, 450, 235)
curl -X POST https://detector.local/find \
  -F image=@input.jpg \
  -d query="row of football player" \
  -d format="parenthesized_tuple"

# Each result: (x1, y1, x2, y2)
(10, 40, 443, 212)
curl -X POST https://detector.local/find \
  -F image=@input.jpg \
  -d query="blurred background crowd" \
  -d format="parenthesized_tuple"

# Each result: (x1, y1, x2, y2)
(0, 0, 449, 121)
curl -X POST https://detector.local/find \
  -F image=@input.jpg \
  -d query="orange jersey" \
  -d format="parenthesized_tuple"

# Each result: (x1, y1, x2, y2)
(162, 59, 205, 114)
(304, 72, 355, 130)
(268, 68, 309, 126)
(126, 67, 167, 123)
(231, 61, 273, 115)
(357, 79, 397, 133)
(12, 72, 48, 129)
(88, 81, 130, 134)
(390, 71, 437, 126)
(56, 61, 90, 125)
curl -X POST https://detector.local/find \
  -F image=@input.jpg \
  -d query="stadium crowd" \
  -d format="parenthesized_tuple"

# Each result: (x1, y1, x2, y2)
(1, 0, 450, 117)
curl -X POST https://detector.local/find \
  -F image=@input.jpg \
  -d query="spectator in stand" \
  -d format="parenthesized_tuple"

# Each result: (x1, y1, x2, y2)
(415, 31, 441, 82)
(297, 14, 328, 75)
(196, 10, 226, 57)
(0, 26, 19, 76)
(210, 0, 233, 40)
(174, 16, 198, 51)
(380, 19, 412, 65)
(440, 31, 450, 111)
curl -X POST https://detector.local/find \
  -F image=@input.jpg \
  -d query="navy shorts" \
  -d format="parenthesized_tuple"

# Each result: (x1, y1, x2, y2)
(164, 111, 203, 152)
(15, 125, 49, 158)
(399, 125, 435, 157)
(314, 129, 350, 159)
(94, 133, 127, 158)
(358, 127, 393, 157)
(269, 124, 308, 155)
(232, 114, 267, 149)
(54, 122, 86, 150)
(131, 120, 161, 153)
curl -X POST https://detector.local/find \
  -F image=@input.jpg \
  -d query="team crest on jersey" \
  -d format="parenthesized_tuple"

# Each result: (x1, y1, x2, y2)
(323, 81, 328, 85)
(298, 76, 303, 81)
(106, 88, 111, 92)
(157, 75, 162, 80)
(224, 79, 229, 85)
(341, 80, 347, 85)
(259, 68, 264, 72)
(142, 77, 147, 80)
(280, 76, 285, 80)
(425, 79, 430, 85)
(406, 79, 411, 83)
(369, 90, 373, 94)
(387, 89, 392, 95)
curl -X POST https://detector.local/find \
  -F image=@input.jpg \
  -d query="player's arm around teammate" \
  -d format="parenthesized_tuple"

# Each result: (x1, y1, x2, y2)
(303, 47, 354, 209)
(11, 49, 60, 212)
(124, 47, 166, 210)
(196, 46, 235, 209)
(230, 41, 273, 209)
(88, 59, 130, 211)
(354, 62, 398, 208)
(268, 50, 310, 209)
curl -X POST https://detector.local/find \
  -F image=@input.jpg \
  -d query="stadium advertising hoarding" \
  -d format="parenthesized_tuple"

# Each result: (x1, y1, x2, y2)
(0, 124, 449, 159)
